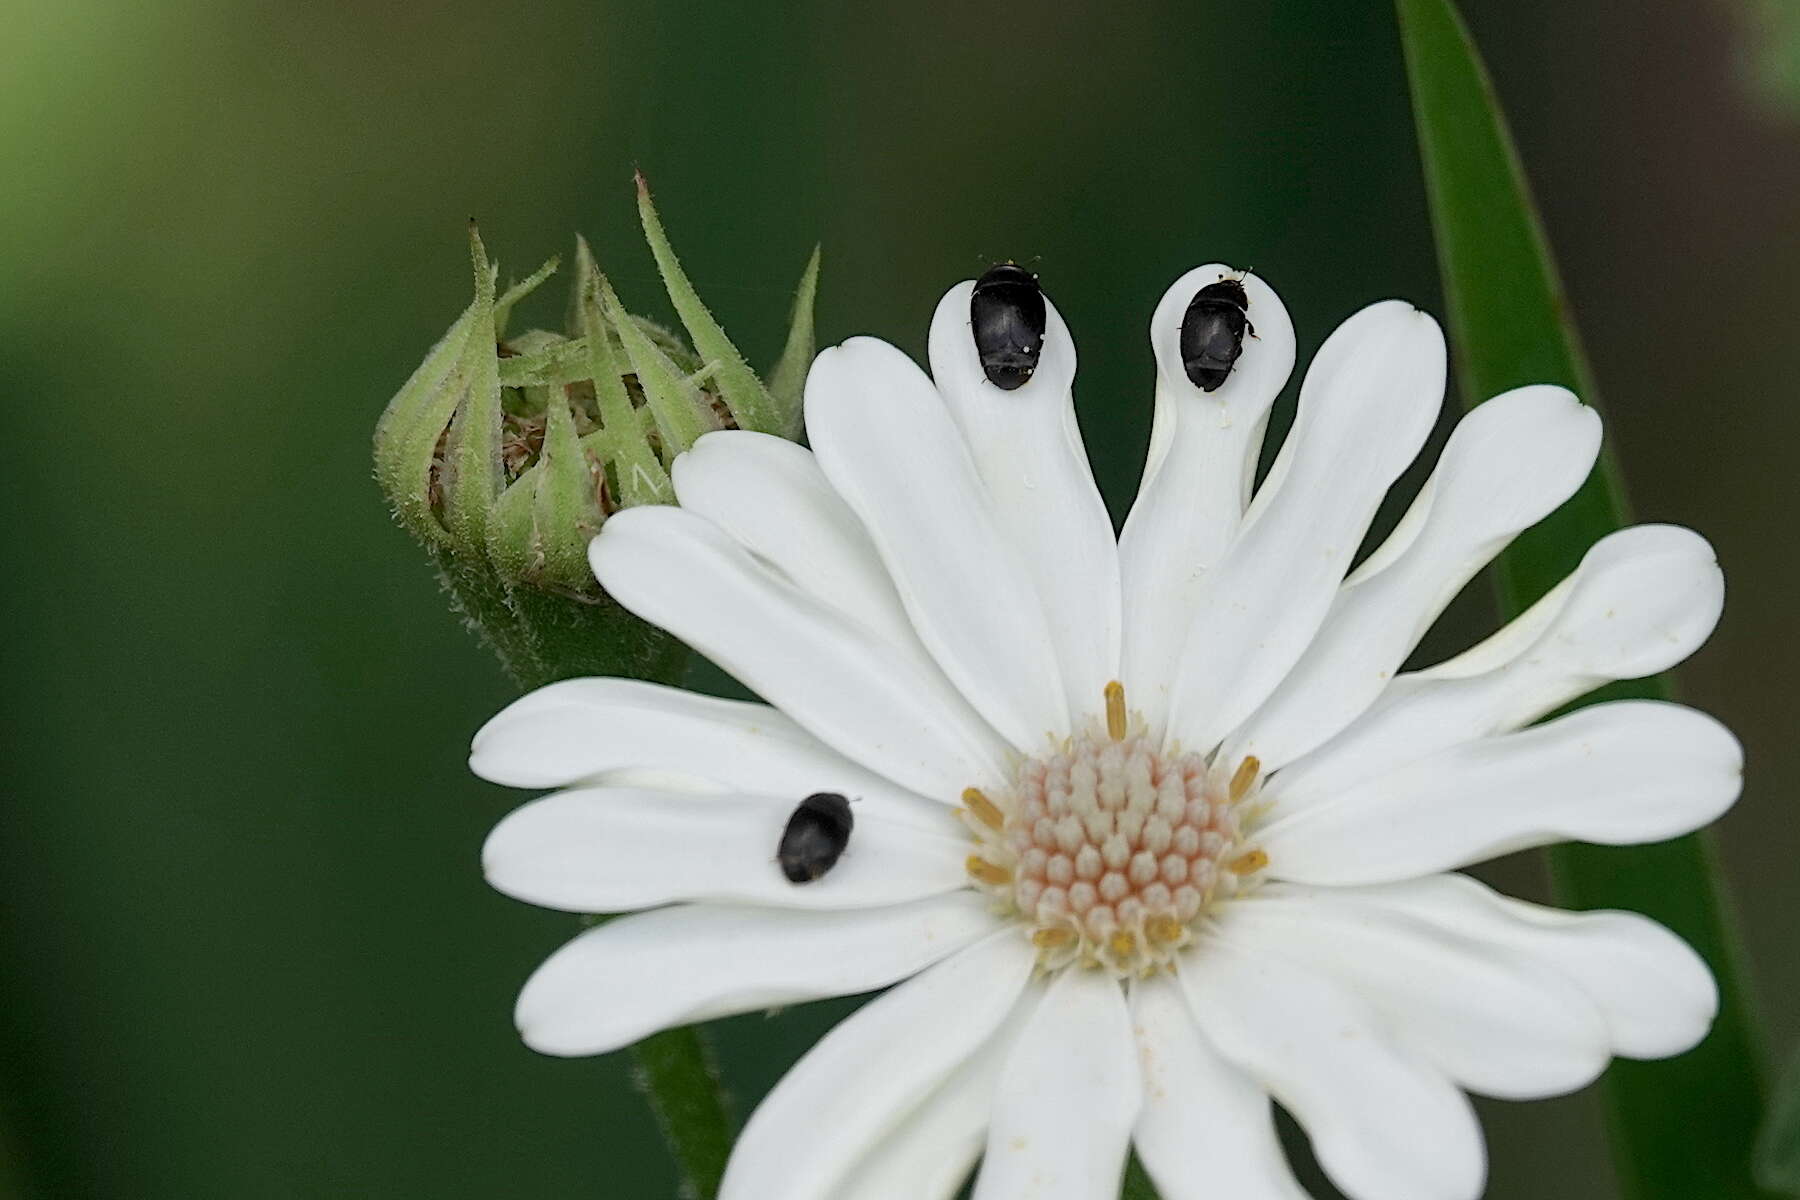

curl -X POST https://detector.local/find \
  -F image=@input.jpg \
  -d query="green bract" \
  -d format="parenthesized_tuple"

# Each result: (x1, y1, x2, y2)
(371, 186, 819, 689)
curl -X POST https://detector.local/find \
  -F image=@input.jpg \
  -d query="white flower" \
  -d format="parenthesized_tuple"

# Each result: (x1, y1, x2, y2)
(472, 266, 1740, 1200)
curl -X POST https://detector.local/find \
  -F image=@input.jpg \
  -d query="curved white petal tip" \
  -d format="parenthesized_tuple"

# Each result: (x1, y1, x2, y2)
(1149, 265, 1296, 411)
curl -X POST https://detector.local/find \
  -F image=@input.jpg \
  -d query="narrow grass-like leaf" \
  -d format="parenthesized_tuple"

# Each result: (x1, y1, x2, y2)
(768, 245, 821, 427)
(1396, 2, 1770, 1196)
(635, 171, 784, 436)
(1758, 1043, 1800, 1194)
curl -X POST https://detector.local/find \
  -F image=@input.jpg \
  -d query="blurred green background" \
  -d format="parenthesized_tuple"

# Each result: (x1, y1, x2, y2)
(2, 1, 1796, 1196)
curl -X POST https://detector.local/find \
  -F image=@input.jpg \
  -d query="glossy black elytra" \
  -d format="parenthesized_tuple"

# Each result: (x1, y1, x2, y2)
(778, 792, 854, 883)
(1179, 277, 1254, 391)
(970, 264, 1047, 390)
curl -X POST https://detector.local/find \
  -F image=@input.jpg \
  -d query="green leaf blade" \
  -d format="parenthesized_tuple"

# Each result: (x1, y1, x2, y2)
(1756, 1044, 1800, 1194)
(1395, 2, 1771, 1196)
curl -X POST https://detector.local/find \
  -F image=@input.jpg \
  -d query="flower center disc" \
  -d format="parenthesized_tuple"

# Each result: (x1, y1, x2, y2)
(964, 684, 1267, 977)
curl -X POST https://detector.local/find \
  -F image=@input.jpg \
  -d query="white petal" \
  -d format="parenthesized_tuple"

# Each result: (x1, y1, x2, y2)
(1291, 874, 1718, 1060)
(1164, 301, 1446, 755)
(1130, 974, 1308, 1200)
(807, 337, 1069, 749)
(929, 282, 1122, 719)
(471, 678, 952, 830)
(1227, 386, 1601, 769)
(722, 930, 1034, 1200)
(1261, 700, 1743, 886)
(1181, 929, 1485, 1200)
(1272, 523, 1724, 810)
(672, 430, 919, 650)
(591, 506, 1010, 797)
(1229, 888, 1609, 1099)
(515, 892, 998, 1056)
(484, 786, 966, 913)
(831, 1020, 1013, 1200)
(1118, 266, 1295, 724)
(974, 968, 1141, 1200)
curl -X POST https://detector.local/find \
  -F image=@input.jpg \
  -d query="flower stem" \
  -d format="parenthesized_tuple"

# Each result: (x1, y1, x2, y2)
(629, 1027, 734, 1199)
(1396, 1, 1772, 1194)
(492, 604, 733, 1197)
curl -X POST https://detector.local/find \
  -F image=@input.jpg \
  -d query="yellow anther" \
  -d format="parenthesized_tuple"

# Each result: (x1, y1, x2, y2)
(966, 855, 1012, 886)
(1104, 680, 1127, 741)
(1145, 914, 1185, 944)
(1032, 927, 1074, 949)
(962, 787, 1004, 831)
(1227, 848, 1269, 875)
(1229, 755, 1262, 803)
(1108, 930, 1138, 958)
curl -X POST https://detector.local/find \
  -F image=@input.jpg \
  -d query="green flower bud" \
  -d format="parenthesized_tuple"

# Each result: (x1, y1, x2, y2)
(372, 186, 819, 687)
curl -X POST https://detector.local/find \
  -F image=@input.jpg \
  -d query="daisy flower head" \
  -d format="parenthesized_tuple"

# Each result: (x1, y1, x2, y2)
(472, 264, 1740, 1200)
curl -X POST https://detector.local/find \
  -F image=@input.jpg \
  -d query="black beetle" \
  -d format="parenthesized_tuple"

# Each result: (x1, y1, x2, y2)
(778, 792, 854, 883)
(1179, 277, 1255, 391)
(970, 264, 1047, 390)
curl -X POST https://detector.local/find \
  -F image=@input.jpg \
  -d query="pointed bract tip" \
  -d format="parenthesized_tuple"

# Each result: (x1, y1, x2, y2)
(466, 223, 494, 299)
